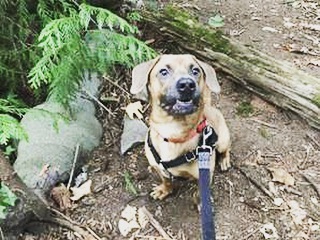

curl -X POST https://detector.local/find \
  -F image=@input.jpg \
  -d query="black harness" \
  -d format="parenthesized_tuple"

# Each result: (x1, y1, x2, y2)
(147, 126, 218, 179)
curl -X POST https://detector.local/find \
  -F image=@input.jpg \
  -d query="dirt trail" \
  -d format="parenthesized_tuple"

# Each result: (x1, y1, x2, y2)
(21, 0, 320, 239)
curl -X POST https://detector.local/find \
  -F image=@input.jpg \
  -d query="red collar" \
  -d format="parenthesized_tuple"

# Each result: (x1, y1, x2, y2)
(160, 118, 207, 143)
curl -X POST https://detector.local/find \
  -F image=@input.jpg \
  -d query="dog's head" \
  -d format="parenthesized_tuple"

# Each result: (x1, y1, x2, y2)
(131, 54, 220, 116)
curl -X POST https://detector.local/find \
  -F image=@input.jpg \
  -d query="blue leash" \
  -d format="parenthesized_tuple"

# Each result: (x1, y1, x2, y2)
(197, 126, 216, 240)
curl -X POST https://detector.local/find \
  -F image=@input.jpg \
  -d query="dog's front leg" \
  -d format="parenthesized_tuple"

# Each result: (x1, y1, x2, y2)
(149, 166, 173, 200)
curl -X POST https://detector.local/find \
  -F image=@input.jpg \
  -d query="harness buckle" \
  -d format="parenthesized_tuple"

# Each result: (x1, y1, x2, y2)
(185, 151, 196, 162)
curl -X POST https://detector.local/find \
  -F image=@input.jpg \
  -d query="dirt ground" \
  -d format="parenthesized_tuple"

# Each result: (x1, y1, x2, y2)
(20, 0, 320, 239)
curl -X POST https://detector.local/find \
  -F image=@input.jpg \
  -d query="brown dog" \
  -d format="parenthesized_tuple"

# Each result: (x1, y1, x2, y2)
(131, 54, 231, 200)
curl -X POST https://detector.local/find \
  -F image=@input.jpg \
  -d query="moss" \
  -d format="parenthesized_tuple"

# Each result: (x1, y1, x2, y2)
(236, 101, 254, 117)
(312, 95, 320, 108)
(163, 5, 232, 54)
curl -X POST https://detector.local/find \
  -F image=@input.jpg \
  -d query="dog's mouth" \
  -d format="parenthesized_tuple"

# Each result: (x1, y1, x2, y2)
(160, 96, 200, 115)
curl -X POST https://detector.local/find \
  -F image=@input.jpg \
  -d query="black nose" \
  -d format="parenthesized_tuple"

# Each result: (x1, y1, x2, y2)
(176, 78, 196, 94)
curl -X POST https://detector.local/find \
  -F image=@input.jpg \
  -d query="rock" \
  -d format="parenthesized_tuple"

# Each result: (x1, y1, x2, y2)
(120, 116, 148, 154)
(14, 73, 102, 199)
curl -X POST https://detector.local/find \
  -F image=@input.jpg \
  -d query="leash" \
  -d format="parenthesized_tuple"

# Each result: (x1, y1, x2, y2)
(197, 126, 217, 240)
(147, 125, 218, 239)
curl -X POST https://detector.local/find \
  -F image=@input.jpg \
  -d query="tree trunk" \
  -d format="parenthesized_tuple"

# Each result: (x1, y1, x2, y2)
(0, 153, 49, 237)
(140, 6, 320, 129)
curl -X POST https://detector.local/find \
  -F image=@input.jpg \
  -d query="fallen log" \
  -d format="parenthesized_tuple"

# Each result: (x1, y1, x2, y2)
(140, 5, 320, 129)
(0, 152, 49, 237)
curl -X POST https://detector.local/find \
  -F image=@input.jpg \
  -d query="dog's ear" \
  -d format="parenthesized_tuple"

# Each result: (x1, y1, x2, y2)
(131, 57, 160, 100)
(197, 60, 221, 94)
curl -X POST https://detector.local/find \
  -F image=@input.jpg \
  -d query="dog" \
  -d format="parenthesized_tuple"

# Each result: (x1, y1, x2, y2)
(130, 54, 231, 200)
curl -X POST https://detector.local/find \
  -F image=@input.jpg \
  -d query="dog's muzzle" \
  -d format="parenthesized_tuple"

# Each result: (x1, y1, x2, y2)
(160, 78, 200, 115)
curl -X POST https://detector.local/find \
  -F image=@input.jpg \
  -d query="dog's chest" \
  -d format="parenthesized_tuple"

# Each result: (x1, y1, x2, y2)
(157, 135, 199, 161)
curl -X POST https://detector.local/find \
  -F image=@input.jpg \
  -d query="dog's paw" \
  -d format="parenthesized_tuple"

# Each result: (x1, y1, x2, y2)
(220, 150, 231, 171)
(150, 183, 172, 200)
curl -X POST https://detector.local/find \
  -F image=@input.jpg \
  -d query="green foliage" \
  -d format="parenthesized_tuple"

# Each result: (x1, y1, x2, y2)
(124, 171, 138, 196)
(0, 0, 156, 146)
(0, 182, 17, 219)
(29, 3, 156, 105)
(236, 101, 254, 117)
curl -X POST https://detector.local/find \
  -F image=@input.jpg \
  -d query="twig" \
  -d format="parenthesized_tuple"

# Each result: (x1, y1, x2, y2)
(240, 225, 261, 240)
(249, 118, 278, 129)
(140, 207, 173, 240)
(84, 90, 115, 116)
(49, 207, 101, 240)
(135, 235, 169, 240)
(236, 166, 274, 200)
(67, 144, 80, 190)
(103, 75, 131, 96)
(306, 133, 320, 149)
(0, 227, 4, 240)
(301, 172, 320, 198)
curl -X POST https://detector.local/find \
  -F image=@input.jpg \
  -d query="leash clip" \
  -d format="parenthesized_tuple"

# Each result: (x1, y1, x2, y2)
(196, 126, 213, 155)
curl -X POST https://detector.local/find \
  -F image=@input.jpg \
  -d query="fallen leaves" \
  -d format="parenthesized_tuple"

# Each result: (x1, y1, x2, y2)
(260, 223, 279, 239)
(70, 179, 92, 201)
(125, 101, 144, 120)
(288, 200, 307, 225)
(268, 167, 295, 186)
(118, 205, 149, 237)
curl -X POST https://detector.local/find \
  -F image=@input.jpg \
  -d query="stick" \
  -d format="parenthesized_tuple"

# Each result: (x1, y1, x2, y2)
(67, 144, 80, 190)
(49, 207, 101, 240)
(140, 207, 173, 240)
(301, 172, 320, 198)
(84, 90, 115, 116)
(236, 166, 274, 200)
(103, 75, 131, 96)
(249, 118, 279, 129)
(240, 225, 261, 240)
(0, 227, 4, 240)
(306, 133, 320, 149)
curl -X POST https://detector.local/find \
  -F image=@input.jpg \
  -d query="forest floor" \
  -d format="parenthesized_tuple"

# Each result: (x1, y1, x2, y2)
(21, 0, 320, 239)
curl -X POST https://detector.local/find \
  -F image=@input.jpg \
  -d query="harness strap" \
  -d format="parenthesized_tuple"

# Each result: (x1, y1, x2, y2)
(147, 127, 218, 172)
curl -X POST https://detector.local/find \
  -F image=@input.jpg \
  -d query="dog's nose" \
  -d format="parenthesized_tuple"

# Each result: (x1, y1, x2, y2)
(176, 78, 196, 94)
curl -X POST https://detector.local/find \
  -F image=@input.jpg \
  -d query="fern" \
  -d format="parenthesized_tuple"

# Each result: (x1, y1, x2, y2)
(0, 114, 27, 145)
(28, 3, 157, 105)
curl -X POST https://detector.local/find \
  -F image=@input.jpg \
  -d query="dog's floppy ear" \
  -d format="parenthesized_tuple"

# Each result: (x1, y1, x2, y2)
(131, 57, 160, 99)
(197, 60, 221, 94)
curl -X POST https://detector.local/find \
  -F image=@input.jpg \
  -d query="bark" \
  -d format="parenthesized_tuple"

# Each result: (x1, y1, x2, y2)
(141, 6, 320, 129)
(0, 152, 49, 237)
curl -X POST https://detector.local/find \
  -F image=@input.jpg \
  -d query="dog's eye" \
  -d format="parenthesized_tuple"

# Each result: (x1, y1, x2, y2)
(192, 67, 200, 76)
(159, 68, 169, 77)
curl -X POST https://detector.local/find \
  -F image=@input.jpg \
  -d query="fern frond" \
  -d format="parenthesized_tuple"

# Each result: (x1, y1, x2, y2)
(0, 98, 27, 117)
(79, 3, 138, 34)
(0, 114, 27, 145)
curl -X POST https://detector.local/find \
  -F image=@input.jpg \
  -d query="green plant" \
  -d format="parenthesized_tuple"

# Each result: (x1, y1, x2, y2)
(29, 3, 156, 105)
(0, 182, 17, 219)
(236, 101, 254, 117)
(0, 1, 156, 146)
(124, 171, 138, 196)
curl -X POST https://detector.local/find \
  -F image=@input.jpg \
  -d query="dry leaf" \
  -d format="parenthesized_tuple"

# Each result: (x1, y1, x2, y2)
(262, 27, 278, 33)
(121, 205, 138, 221)
(268, 167, 295, 186)
(118, 205, 149, 237)
(70, 179, 92, 201)
(260, 223, 279, 239)
(125, 101, 143, 120)
(273, 198, 284, 207)
(288, 200, 307, 225)
(50, 183, 72, 210)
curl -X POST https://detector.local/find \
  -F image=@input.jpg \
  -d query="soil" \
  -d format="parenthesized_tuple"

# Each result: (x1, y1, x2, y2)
(20, 0, 320, 239)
